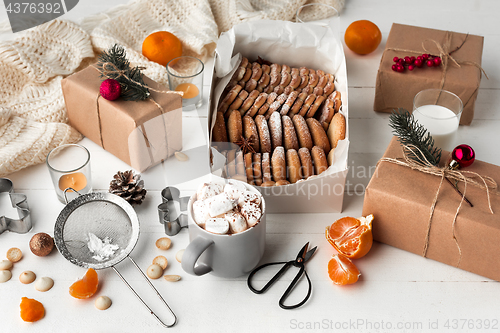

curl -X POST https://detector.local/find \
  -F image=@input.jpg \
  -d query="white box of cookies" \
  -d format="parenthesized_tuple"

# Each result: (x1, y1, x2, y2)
(208, 19, 349, 213)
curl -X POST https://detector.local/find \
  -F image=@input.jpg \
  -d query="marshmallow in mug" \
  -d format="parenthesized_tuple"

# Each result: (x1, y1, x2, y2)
(206, 193, 237, 217)
(240, 202, 261, 227)
(192, 181, 263, 235)
(192, 200, 211, 227)
(224, 180, 247, 200)
(197, 182, 224, 201)
(238, 192, 261, 207)
(225, 211, 248, 233)
(205, 218, 230, 234)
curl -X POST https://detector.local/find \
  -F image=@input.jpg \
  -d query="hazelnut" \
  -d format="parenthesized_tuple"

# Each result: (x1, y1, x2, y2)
(29, 233, 54, 257)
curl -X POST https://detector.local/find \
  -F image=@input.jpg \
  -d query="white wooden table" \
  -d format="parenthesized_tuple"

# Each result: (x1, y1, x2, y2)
(1, 1, 500, 332)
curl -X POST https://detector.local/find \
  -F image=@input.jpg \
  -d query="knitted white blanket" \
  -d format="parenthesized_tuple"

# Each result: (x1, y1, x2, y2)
(0, 0, 344, 177)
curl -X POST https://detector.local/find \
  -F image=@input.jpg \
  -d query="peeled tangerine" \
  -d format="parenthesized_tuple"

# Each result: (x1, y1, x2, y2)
(328, 254, 360, 285)
(20, 297, 45, 322)
(69, 268, 98, 299)
(325, 214, 374, 259)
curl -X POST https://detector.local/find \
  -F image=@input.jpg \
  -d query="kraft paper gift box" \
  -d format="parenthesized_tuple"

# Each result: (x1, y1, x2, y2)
(362, 137, 500, 281)
(61, 65, 182, 172)
(374, 23, 484, 125)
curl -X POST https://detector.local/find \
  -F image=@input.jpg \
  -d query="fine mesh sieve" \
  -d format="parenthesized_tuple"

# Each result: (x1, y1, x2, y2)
(54, 191, 176, 328)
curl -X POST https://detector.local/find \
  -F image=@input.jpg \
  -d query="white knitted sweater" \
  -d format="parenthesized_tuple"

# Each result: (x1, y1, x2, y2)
(0, 0, 344, 176)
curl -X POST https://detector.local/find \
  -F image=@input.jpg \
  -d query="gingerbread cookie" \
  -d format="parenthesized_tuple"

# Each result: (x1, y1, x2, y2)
(261, 64, 270, 75)
(286, 149, 301, 184)
(240, 90, 260, 115)
(257, 72, 270, 92)
(311, 146, 328, 175)
(317, 98, 335, 130)
(308, 73, 319, 88)
(327, 112, 346, 148)
(280, 91, 299, 116)
(245, 79, 258, 92)
(298, 94, 316, 117)
(271, 146, 286, 182)
(323, 81, 335, 96)
(218, 85, 242, 114)
(305, 95, 325, 118)
(262, 152, 272, 183)
(290, 92, 307, 116)
(247, 92, 268, 117)
(298, 147, 314, 178)
(228, 89, 249, 113)
(242, 116, 260, 153)
(268, 111, 283, 150)
(253, 153, 263, 186)
(244, 152, 254, 184)
(255, 115, 272, 153)
(292, 114, 313, 150)
(228, 110, 243, 144)
(282, 115, 299, 151)
(306, 117, 331, 153)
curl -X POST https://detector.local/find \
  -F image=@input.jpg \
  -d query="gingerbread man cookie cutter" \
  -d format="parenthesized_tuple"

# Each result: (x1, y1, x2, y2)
(158, 187, 190, 236)
(0, 178, 31, 234)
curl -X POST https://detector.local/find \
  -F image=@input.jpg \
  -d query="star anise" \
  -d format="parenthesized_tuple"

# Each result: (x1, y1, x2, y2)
(256, 56, 272, 66)
(234, 135, 256, 155)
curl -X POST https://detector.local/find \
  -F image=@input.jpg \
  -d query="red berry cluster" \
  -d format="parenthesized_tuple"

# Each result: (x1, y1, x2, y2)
(391, 54, 442, 72)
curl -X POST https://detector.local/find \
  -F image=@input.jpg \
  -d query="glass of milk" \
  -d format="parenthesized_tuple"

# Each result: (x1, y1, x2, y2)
(412, 89, 463, 151)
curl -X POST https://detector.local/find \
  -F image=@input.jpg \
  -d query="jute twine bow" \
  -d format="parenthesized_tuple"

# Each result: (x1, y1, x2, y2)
(92, 62, 183, 149)
(379, 144, 497, 266)
(386, 31, 488, 108)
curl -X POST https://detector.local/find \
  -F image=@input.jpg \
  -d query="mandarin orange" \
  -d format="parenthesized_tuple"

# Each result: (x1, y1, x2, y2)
(344, 20, 382, 55)
(142, 31, 182, 66)
(20, 297, 45, 322)
(325, 214, 374, 259)
(69, 268, 99, 299)
(327, 254, 360, 285)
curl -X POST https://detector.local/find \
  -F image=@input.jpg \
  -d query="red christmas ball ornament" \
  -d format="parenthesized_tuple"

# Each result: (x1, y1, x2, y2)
(100, 79, 121, 101)
(449, 144, 475, 169)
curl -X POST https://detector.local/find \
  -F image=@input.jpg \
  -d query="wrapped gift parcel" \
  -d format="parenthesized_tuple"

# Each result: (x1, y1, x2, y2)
(61, 65, 182, 172)
(374, 23, 484, 125)
(362, 137, 500, 281)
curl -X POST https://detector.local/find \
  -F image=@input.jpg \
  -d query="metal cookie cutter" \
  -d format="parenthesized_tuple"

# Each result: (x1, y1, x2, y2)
(158, 187, 190, 236)
(0, 178, 31, 234)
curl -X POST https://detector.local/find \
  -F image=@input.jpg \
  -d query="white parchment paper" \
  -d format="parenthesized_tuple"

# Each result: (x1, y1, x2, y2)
(211, 19, 349, 178)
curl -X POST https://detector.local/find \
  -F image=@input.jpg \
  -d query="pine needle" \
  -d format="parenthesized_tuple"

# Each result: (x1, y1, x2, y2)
(96, 44, 150, 101)
(389, 108, 442, 166)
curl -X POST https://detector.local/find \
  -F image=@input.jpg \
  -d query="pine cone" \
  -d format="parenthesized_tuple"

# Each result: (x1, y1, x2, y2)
(109, 170, 147, 205)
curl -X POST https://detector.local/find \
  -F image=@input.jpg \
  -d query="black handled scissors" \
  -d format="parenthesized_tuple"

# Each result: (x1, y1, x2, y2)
(247, 242, 317, 309)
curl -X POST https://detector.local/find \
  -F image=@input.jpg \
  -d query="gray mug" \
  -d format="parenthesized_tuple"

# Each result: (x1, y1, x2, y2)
(181, 182, 266, 278)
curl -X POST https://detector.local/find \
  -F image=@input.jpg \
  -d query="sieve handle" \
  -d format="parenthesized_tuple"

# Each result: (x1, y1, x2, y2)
(112, 256, 177, 328)
(63, 187, 81, 204)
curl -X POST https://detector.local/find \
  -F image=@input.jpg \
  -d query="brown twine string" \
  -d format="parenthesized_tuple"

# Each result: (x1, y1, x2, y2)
(94, 62, 185, 97)
(95, 93, 105, 148)
(378, 144, 497, 266)
(385, 31, 488, 108)
(92, 62, 183, 158)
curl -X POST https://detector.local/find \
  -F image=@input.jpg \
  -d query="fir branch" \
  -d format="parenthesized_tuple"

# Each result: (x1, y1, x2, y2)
(389, 108, 442, 166)
(97, 44, 150, 101)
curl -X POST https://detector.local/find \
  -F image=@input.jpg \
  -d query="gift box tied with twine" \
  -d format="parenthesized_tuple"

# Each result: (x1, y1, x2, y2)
(374, 23, 487, 125)
(363, 137, 500, 281)
(62, 45, 184, 172)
